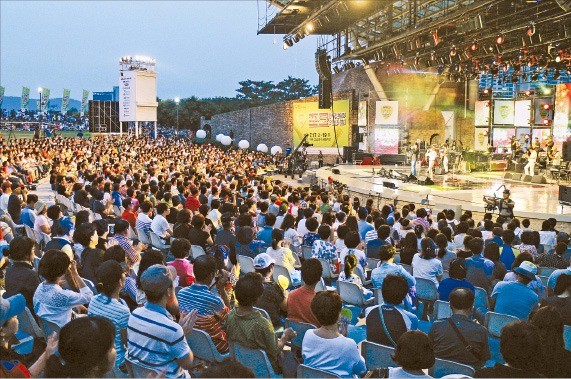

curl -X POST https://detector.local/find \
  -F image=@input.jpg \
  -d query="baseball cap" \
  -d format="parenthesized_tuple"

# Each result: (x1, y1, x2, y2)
(253, 253, 275, 270)
(0, 294, 25, 327)
(503, 189, 510, 195)
(513, 261, 538, 280)
(34, 201, 47, 213)
(140, 264, 175, 294)
(557, 232, 570, 243)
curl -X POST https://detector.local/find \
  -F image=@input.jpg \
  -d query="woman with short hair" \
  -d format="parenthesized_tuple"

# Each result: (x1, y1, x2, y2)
(389, 330, 435, 378)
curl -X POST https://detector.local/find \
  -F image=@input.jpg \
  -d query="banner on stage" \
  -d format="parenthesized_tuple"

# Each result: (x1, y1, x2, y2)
(492, 128, 515, 149)
(40, 88, 50, 114)
(375, 101, 398, 125)
(358, 101, 367, 126)
(373, 127, 399, 154)
(0, 86, 4, 108)
(493, 100, 514, 125)
(61, 89, 71, 114)
(292, 99, 350, 147)
(514, 100, 532, 126)
(474, 101, 490, 126)
(474, 128, 489, 151)
(80, 90, 89, 116)
(21, 87, 30, 111)
(554, 84, 571, 145)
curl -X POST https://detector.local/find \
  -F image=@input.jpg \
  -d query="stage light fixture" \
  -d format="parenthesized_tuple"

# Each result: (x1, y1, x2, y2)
(361, 58, 370, 66)
(543, 103, 551, 110)
(430, 51, 436, 61)
(471, 40, 478, 51)
(305, 22, 314, 33)
(293, 35, 300, 43)
(450, 45, 457, 57)
(543, 119, 552, 126)
(496, 34, 505, 45)
(333, 66, 341, 74)
(432, 30, 440, 46)
(526, 22, 535, 37)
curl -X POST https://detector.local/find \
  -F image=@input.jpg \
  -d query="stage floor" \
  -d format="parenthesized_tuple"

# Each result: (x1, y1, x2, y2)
(316, 165, 571, 226)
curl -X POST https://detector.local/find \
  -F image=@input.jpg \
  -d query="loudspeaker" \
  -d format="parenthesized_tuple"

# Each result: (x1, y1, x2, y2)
(559, 185, 571, 203)
(522, 175, 532, 182)
(316, 49, 332, 110)
(563, 141, 571, 162)
(332, 169, 340, 175)
(318, 76, 332, 109)
(531, 175, 547, 184)
(417, 176, 434, 185)
(511, 173, 522, 181)
(408, 174, 417, 182)
(383, 181, 398, 189)
(504, 173, 513, 180)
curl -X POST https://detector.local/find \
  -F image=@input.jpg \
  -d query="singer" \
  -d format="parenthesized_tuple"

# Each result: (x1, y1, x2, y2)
(483, 189, 515, 221)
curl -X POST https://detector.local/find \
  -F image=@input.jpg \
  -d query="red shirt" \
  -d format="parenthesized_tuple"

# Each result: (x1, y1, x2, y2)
(287, 286, 320, 327)
(121, 210, 137, 230)
(185, 195, 200, 213)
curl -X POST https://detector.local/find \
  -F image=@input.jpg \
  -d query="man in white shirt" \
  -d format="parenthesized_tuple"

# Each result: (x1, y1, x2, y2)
(0, 181, 11, 213)
(151, 203, 173, 242)
(427, 146, 439, 179)
(297, 208, 313, 238)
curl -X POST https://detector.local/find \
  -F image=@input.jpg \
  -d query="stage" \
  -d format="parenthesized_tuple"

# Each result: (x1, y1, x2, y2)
(316, 164, 571, 226)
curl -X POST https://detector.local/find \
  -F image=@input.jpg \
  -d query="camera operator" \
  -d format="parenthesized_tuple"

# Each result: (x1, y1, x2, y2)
(483, 189, 514, 221)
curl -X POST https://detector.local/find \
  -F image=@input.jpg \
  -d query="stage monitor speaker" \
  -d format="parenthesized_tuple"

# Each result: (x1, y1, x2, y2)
(504, 173, 513, 180)
(383, 181, 398, 189)
(559, 185, 571, 203)
(511, 173, 522, 181)
(522, 175, 532, 183)
(332, 169, 340, 175)
(563, 141, 571, 162)
(417, 176, 434, 185)
(531, 175, 547, 184)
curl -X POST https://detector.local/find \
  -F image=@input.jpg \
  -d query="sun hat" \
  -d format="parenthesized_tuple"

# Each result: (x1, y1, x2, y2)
(253, 253, 275, 270)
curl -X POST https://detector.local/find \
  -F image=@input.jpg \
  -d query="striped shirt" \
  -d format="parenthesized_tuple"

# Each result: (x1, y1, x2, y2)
(127, 303, 190, 378)
(110, 234, 140, 264)
(136, 213, 153, 234)
(88, 294, 130, 366)
(177, 283, 229, 353)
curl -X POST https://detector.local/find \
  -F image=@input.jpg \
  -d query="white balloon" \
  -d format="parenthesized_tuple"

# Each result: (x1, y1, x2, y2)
(271, 146, 282, 155)
(196, 130, 206, 139)
(215, 134, 224, 142)
(257, 144, 268, 153)
(221, 136, 232, 146)
(238, 140, 250, 149)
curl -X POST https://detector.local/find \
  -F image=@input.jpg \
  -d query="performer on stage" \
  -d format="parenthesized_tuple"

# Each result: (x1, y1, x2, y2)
(410, 140, 420, 176)
(483, 189, 515, 221)
(427, 145, 438, 179)
(524, 147, 538, 176)
(441, 143, 449, 174)
(548, 145, 562, 167)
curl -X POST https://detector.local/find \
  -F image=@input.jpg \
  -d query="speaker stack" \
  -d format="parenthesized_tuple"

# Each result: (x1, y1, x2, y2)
(559, 185, 571, 204)
(316, 49, 332, 109)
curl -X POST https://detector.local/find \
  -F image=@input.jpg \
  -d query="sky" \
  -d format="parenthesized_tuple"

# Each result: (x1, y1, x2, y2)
(0, 1, 319, 100)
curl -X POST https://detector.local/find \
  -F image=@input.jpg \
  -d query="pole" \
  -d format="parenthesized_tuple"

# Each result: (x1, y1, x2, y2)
(176, 104, 179, 135)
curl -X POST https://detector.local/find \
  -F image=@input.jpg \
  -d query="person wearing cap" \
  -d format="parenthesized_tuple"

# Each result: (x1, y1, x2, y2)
(33, 250, 94, 328)
(556, 231, 571, 262)
(490, 260, 539, 320)
(127, 264, 198, 377)
(19, 193, 38, 229)
(7, 182, 26, 224)
(33, 200, 50, 234)
(1, 294, 58, 378)
(253, 252, 288, 328)
(483, 189, 515, 221)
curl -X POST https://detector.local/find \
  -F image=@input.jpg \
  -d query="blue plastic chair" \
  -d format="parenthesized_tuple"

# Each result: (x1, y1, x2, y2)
(297, 364, 340, 378)
(433, 300, 452, 320)
(485, 312, 519, 338)
(429, 358, 475, 378)
(564, 325, 571, 351)
(284, 319, 316, 351)
(187, 329, 229, 363)
(361, 341, 396, 370)
(230, 341, 282, 378)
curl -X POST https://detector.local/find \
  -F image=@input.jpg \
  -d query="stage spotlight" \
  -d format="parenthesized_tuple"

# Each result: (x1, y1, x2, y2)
(361, 58, 370, 66)
(471, 40, 478, 51)
(293, 35, 300, 43)
(543, 119, 552, 126)
(554, 70, 561, 80)
(430, 51, 436, 61)
(496, 34, 505, 45)
(543, 103, 551, 110)
(450, 45, 457, 56)
(333, 66, 341, 74)
(305, 22, 314, 33)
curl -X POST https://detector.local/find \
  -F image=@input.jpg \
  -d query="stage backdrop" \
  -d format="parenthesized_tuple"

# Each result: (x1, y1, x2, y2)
(292, 99, 350, 148)
(373, 127, 399, 154)
(493, 100, 515, 125)
(554, 84, 571, 147)
(514, 100, 532, 127)
(475, 101, 490, 126)
(375, 101, 399, 125)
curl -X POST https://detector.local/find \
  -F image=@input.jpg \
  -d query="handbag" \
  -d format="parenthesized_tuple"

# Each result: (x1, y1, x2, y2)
(446, 318, 482, 361)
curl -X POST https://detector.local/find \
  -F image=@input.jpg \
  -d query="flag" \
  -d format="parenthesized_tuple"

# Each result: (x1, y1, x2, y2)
(61, 89, 71, 114)
(80, 89, 89, 116)
(40, 88, 50, 113)
(0, 86, 4, 108)
(21, 87, 30, 110)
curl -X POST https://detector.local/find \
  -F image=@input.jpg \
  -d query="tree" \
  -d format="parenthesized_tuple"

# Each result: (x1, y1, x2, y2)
(235, 80, 279, 104)
(275, 76, 317, 101)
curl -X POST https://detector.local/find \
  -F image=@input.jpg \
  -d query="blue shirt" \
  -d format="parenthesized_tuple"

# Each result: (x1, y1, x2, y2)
(127, 302, 190, 377)
(491, 281, 539, 320)
(257, 226, 274, 246)
(357, 220, 374, 241)
(437, 278, 475, 301)
(20, 206, 35, 228)
(499, 246, 516, 270)
(371, 262, 416, 288)
(88, 294, 130, 366)
(547, 267, 571, 289)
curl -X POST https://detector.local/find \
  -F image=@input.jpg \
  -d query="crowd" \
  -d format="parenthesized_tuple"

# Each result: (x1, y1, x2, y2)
(0, 134, 570, 378)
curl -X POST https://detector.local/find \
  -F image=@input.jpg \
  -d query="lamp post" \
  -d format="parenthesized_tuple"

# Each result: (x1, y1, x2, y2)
(37, 87, 43, 126)
(174, 97, 180, 135)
